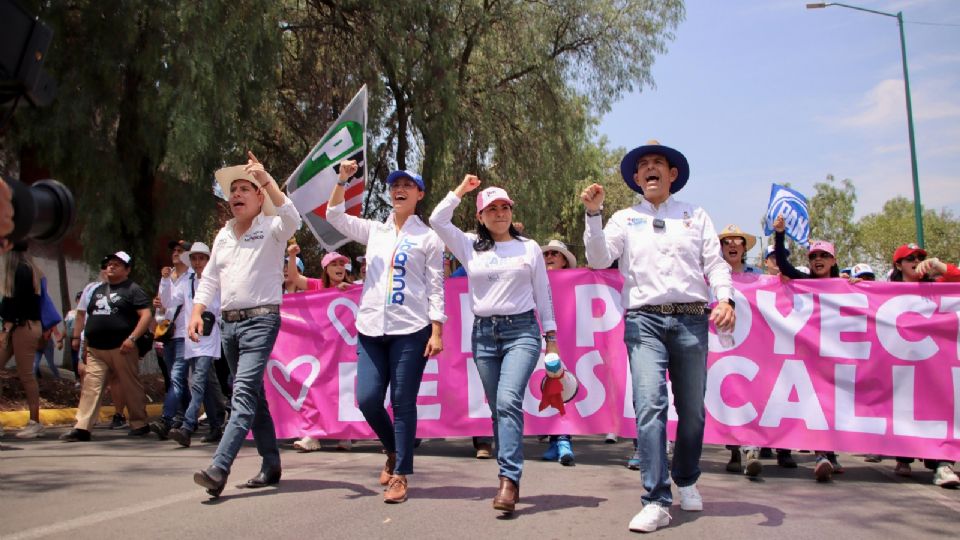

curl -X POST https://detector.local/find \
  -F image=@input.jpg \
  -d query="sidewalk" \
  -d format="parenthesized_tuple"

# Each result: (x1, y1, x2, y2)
(0, 403, 163, 429)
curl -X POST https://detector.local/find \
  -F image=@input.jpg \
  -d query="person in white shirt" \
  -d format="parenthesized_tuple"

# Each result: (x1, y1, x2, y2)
(188, 152, 301, 498)
(430, 175, 559, 515)
(581, 140, 735, 533)
(326, 160, 445, 504)
(161, 242, 225, 448)
(149, 240, 193, 440)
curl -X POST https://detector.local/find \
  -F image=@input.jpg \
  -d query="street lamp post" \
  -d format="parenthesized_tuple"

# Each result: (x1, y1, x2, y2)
(806, 2, 925, 247)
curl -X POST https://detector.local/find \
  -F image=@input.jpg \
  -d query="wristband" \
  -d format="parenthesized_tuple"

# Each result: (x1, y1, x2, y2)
(585, 207, 603, 217)
(337, 179, 349, 187)
(543, 334, 557, 342)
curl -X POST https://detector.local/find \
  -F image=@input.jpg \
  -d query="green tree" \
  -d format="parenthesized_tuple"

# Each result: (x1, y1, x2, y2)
(7, 0, 284, 288)
(859, 197, 960, 276)
(807, 174, 861, 268)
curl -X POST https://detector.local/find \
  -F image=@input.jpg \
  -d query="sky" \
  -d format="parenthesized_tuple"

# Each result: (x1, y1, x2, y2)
(598, 0, 960, 256)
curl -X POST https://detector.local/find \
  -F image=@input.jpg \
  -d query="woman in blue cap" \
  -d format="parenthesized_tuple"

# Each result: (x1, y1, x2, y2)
(326, 160, 446, 504)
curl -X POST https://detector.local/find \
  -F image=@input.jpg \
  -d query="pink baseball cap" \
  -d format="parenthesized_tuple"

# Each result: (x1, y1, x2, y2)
(476, 186, 514, 213)
(321, 252, 349, 268)
(807, 240, 835, 258)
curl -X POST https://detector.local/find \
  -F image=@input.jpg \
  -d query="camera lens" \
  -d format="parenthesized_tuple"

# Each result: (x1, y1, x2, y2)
(6, 177, 76, 244)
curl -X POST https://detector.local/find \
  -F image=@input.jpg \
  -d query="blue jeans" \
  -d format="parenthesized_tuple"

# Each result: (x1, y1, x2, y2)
(356, 325, 431, 475)
(211, 313, 281, 474)
(625, 310, 708, 506)
(161, 338, 189, 424)
(181, 356, 224, 434)
(472, 310, 541, 485)
(33, 338, 60, 378)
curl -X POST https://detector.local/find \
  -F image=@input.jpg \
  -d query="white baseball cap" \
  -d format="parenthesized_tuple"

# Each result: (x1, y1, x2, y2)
(476, 186, 514, 213)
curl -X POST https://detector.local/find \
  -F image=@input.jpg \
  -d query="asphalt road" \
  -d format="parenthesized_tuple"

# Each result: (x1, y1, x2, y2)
(1, 429, 957, 539)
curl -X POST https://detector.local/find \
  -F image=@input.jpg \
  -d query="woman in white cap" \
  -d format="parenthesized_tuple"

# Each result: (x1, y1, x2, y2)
(326, 161, 445, 504)
(430, 174, 559, 514)
(538, 239, 577, 466)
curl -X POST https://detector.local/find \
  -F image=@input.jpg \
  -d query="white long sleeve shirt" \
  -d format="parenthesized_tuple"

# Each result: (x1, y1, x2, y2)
(584, 196, 732, 309)
(430, 192, 557, 332)
(194, 197, 301, 311)
(326, 201, 446, 337)
(159, 272, 221, 359)
(158, 269, 193, 339)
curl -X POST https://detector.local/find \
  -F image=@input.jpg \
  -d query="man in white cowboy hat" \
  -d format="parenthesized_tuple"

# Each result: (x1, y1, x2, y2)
(581, 140, 735, 533)
(189, 151, 301, 497)
(160, 241, 226, 448)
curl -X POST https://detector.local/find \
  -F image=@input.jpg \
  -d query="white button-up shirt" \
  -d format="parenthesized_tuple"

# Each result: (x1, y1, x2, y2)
(194, 197, 301, 312)
(159, 272, 221, 359)
(584, 196, 732, 309)
(158, 269, 193, 339)
(430, 192, 557, 332)
(326, 201, 446, 337)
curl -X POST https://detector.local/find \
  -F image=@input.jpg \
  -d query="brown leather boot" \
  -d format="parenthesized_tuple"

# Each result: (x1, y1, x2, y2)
(492, 476, 519, 513)
(380, 453, 397, 486)
(384, 474, 408, 503)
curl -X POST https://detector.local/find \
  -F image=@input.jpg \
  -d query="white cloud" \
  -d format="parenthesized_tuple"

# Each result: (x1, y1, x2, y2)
(830, 77, 960, 129)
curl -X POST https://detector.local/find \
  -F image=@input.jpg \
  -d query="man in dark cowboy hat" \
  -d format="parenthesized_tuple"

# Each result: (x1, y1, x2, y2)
(581, 140, 735, 533)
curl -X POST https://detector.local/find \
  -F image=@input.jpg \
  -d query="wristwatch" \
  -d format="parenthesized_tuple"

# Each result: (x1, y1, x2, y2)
(337, 179, 350, 187)
(585, 207, 603, 217)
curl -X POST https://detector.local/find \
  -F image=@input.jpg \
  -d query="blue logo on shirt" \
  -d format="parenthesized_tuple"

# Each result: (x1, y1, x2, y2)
(627, 217, 648, 227)
(390, 238, 419, 305)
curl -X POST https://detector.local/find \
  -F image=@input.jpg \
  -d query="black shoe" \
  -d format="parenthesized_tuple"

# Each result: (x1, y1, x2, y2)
(169, 428, 192, 448)
(110, 413, 128, 430)
(243, 466, 281, 488)
(777, 451, 798, 468)
(201, 428, 223, 443)
(194, 465, 228, 498)
(149, 421, 170, 440)
(60, 428, 91, 442)
(127, 425, 150, 436)
(725, 449, 741, 473)
(759, 447, 775, 459)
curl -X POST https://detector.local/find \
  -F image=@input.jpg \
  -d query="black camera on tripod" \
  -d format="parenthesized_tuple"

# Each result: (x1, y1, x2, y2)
(1, 0, 75, 245)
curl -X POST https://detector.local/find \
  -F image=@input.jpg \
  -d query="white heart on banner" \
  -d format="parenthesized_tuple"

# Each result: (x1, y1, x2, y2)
(328, 297, 359, 345)
(267, 355, 321, 411)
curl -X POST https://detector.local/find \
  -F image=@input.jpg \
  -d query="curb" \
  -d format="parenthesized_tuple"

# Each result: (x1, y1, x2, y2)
(0, 404, 164, 429)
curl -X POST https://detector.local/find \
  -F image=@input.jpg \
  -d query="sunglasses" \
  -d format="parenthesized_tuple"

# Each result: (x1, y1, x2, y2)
(808, 252, 834, 260)
(544, 250, 560, 257)
(721, 237, 745, 247)
(900, 254, 926, 263)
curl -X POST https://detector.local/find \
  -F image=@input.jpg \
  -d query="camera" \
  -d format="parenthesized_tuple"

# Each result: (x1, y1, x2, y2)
(5, 176, 75, 244)
(1, 0, 74, 246)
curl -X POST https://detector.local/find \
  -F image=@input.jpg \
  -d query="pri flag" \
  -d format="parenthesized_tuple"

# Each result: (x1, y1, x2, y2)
(763, 183, 810, 248)
(286, 86, 368, 250)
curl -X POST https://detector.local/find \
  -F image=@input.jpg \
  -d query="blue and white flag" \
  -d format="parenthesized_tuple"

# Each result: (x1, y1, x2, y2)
(764, 183, 810, 248)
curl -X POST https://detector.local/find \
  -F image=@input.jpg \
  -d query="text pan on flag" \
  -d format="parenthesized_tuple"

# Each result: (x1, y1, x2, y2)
(287, 85, 367, 251)
(764, 183, 810, 248)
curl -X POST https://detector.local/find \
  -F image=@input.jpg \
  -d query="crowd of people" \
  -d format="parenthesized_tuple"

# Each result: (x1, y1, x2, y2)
(1, 142, 958, 532)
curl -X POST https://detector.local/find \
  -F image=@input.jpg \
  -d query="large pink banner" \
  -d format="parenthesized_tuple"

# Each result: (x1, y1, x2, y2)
(264, 270, 960, 460)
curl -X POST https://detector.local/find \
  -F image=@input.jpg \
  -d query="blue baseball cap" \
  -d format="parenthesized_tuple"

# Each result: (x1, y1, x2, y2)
(620, 140, 690, 195)
(386, 170, 425, 191)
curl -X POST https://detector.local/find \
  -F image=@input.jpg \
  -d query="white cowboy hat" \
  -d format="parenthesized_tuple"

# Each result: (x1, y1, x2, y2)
(214, 165, 276, 216)
(180, 241, 211, 266)
(541, 239, 577, 269)
(717, 224, 757, 252)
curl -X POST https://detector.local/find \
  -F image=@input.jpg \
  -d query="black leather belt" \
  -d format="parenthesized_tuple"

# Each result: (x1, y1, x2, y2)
(631, 302, 707, 316)
(221, 304, 280, 322)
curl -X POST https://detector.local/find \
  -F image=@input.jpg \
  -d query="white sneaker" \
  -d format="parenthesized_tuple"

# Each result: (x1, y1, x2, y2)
(336, 439, 353, 451)
(16, 420, 45, 439)
(933, 464, 960, 488)
(628, 503, 671, 533)
(678, 484, 703, 511)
